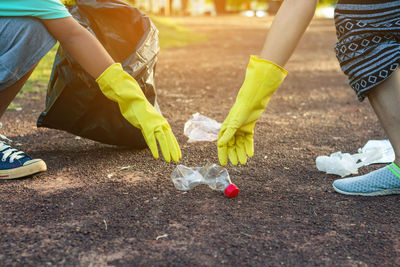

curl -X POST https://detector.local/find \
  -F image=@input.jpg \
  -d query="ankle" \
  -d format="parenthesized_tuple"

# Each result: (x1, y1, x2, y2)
(393, 158, 400, 168)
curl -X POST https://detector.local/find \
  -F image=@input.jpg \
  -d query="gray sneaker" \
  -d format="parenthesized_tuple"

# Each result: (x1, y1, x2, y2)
(332, 163, 400, 196)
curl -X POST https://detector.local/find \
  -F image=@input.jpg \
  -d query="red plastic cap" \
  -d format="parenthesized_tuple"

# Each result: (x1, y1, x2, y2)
(224, 184, 239, 198)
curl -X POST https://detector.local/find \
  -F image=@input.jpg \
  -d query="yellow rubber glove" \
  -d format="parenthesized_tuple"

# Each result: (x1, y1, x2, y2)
(60, 0, 76, 5)
(96, 63, 181, 162)
(218, 55, 287, 166)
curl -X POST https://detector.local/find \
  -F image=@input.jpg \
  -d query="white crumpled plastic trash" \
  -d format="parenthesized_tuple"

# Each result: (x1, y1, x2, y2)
(184, 113, 222, 143)
(316, 139, 395, 177)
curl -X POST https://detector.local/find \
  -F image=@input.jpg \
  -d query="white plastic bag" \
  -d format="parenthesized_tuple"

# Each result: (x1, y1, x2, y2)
(357, 139, 394, 165)
(316, 152, 361, 177)
(316, 139, 395, 177)
(184, 113, 222, 143)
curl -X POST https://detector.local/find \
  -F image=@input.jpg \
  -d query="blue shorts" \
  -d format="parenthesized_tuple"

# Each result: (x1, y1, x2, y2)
(0, 17, 56, 91)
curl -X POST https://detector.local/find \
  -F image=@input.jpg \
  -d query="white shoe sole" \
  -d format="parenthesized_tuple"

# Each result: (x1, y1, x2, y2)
(333, 184, 400, 196)
(0, 159, 47, 180)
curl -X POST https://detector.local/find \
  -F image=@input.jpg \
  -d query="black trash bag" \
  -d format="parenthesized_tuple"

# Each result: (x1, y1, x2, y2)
(37, 0, 160, 148)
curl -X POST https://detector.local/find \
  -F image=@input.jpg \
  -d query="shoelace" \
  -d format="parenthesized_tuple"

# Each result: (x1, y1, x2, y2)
(0, 141, 25, 163)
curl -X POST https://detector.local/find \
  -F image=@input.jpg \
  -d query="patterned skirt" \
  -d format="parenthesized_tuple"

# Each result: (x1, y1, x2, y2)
(334, 0, 400, 101)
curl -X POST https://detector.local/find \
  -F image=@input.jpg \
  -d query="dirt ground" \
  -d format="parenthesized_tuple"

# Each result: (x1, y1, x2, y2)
(1, 16, 400, 266)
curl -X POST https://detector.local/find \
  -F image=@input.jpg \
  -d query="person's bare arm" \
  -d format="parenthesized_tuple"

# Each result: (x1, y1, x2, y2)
(40, 17, 114, 79)
(260, 0, 318, 67)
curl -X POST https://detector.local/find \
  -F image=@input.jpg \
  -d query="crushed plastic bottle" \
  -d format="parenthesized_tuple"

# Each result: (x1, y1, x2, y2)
(171, 164, 239, 198)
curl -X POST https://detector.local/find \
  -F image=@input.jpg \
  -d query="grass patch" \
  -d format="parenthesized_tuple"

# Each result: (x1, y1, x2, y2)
(151, 16, 206, 49)
(7, 103, 22, 111)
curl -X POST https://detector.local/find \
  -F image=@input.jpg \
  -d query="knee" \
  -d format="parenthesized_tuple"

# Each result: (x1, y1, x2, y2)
(0, 17, 56, 90)
(9, 17, 57, 58)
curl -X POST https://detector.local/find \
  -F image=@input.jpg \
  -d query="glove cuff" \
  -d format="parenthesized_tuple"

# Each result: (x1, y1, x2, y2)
(250, 55, 288, 76)
(96, 63, 123, 84)
(236, 55, 288, 102)
(96, 63, 145, 103)
(96, 63, 125, 101)
(60, 0, 77, 5)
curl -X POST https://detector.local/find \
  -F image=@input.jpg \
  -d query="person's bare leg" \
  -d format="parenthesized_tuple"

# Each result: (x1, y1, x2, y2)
(0, 64, 47, 180)
(368, 68, 400, 166)
(332, 68, 400, 196)
(0, 66, 36, 119)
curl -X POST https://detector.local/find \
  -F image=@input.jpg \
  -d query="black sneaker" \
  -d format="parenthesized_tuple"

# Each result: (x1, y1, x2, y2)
(0, 141, 47, 179)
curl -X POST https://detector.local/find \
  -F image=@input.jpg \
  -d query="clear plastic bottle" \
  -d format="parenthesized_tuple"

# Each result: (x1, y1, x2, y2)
(171, 163, 239, 198)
